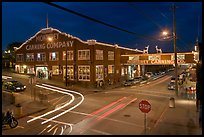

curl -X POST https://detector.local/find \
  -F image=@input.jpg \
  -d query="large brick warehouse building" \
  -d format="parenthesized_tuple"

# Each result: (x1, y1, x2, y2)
(14, 27, 143, 87)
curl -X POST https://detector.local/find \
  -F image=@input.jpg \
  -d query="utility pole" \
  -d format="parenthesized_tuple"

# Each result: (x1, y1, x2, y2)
(173, 4, 178, 96)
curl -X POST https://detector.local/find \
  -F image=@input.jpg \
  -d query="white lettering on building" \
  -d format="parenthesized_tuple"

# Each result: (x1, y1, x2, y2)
(26, 41, 74, 50)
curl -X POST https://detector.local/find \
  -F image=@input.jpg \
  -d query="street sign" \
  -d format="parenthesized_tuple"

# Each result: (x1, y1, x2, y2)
(139, 100, 151, 113)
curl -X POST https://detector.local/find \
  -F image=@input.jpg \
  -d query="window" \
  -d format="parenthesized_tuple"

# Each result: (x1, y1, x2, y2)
(78, 50, 90, 60)
(108, 51, 114, 60)
(108, 65, 114, 74)
(78, 65, 90, 81)
(96, 65, 104, 81)
(63, 65, 74, 80)
(96, 50, 103, 60)
(19, 66, 25, 73)
(121, 67, 125, 76)
(49, 52, 59, 61)
(27, 66, 35, 74)
(63, 51, 73, 60)
(52, 66, 59, 75)
(16, 54, 24, 62)
(37, 53, 46, 61)
(26, 53, 34, 62)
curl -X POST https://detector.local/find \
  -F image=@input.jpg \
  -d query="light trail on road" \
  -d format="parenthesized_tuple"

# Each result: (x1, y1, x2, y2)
(27, 83, 84, 126)
(27, 84, 75, 123)
(40, 84, 85, 124)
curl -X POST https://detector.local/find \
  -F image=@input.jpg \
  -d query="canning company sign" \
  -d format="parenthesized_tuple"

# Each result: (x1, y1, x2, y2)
(25, 32, 74, 50)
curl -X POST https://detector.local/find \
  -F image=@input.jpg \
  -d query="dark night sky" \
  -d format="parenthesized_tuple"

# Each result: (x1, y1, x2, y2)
(2, 2, 202, 53)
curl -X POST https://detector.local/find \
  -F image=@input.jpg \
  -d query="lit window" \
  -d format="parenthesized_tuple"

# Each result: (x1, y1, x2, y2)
(26, 53, 34, 62)
(52, 66, 59, 75)
(78, 50, 90, 60)
(63, 51, 74, 60)
(63, 65, 74, 80)
(108, 65, 114, 74)
(37, 53, 46, 61)
(49, 52, 59, 61)
(16, 54, 24, 62)
(108, 51, 114, 60)
(96, 65, 104, 81)
(78, 65, 90, 81)
(96, 50, 103, 60)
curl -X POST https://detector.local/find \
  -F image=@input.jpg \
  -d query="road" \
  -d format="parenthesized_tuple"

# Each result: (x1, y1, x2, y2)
(2, 72, 175, 135)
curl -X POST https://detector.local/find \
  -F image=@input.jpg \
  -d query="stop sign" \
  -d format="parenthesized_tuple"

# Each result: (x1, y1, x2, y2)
(139, 100, 151, 113)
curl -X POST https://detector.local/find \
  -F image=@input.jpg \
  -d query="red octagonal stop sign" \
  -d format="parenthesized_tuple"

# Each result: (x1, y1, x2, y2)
(139, 100, 151, 113)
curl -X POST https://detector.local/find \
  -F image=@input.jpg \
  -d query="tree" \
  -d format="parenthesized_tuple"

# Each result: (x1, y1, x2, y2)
(2, 42, 23, 69)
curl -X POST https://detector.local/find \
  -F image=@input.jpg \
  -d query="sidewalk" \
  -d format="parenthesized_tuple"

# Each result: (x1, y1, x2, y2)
(149, 89, 202, 135)
(2, 91, 48, 120)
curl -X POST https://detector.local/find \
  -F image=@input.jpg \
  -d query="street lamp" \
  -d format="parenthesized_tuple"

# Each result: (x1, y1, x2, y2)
(161, 4, 178, 96)
(173, 4, 178, 97)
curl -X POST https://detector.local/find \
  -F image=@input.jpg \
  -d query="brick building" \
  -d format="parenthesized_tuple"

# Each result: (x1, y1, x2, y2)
(14, 27, 143, 87)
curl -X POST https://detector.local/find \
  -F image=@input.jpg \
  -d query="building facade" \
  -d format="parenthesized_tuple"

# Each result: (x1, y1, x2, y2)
(14, 27, 143, 87)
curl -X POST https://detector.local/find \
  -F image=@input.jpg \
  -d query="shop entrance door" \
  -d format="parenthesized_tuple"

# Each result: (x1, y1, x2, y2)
(36, 66, 48, 79)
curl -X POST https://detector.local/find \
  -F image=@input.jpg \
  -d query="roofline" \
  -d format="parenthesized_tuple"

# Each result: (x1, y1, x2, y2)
(14, 27, 143, 53)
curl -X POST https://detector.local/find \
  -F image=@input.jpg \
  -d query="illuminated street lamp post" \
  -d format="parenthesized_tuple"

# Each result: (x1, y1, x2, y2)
(161, 4, 178, 96)
(173, 4, 178, 96)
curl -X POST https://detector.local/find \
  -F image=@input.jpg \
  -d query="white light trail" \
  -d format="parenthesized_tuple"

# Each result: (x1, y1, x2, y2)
(40, 84, 84, 124)
(60, 126, 64, 135)
(27, 84, 75, 123)
(47, 124, 58, 133)
(38, 124, 52, 135)
(52, 127, 58, 135)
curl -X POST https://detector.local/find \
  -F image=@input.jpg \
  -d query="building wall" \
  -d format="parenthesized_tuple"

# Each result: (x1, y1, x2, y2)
(15, 28, 142, 87)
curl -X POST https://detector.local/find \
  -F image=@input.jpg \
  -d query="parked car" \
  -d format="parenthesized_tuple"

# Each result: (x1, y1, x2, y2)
(170, 77, 176, 83)
(145, 72, 153, 78)
(134, 76, 143, 83)
(168, 81, 175, 90)
(4, 80, 26, 92)
(123, 79, 135, 86)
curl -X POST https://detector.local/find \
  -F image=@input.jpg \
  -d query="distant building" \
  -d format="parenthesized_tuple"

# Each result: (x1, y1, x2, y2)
(14, 27, 143, 88)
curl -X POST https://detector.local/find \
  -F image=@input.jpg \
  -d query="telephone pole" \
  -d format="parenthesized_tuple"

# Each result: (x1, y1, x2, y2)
(173, 4, 178, 96)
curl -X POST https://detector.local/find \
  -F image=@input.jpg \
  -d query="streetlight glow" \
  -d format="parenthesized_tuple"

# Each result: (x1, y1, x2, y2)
(162, 31, 168, 36)
(47, 37, 53, 42)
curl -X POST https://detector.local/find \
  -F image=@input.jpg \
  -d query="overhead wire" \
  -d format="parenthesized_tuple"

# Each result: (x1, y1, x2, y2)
(43, 2, 159, 42)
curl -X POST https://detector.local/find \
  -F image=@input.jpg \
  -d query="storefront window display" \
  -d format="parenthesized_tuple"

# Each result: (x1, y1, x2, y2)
(108, 65, 114, 74)
(36, 66, 48, 79)
(52, 66, 59, 75)
(78, 65, 90, 81)
(27, 66, 35, 74)
(96, 65, 104, 81)
(63, 65, 74, 80)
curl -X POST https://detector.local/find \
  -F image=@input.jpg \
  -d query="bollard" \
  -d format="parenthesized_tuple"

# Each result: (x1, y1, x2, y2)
(169, 97, 175, 108)
(11, 94, 15, 104)
(16, 104, 22, 117)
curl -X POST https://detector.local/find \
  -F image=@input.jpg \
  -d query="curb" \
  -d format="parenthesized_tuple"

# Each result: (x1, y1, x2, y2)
(16, 107, 48, 120)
